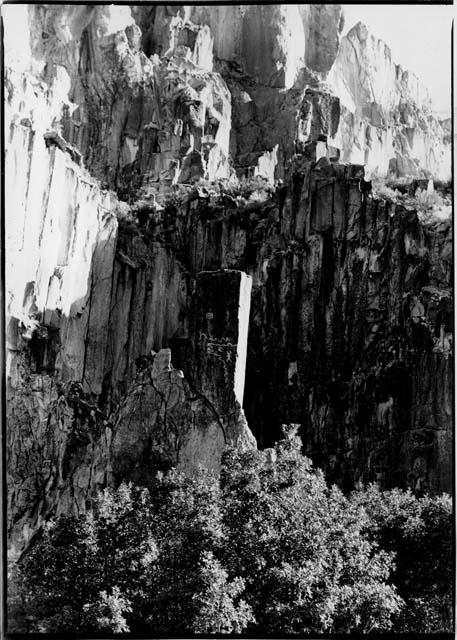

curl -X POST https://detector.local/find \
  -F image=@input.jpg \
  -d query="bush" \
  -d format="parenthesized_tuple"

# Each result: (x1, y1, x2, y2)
(8, 428, 453, 634)
(371, 176, 451, 222)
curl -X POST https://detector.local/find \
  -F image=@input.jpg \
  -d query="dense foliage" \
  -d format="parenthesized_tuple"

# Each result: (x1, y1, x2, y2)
(352, 484, 453, 633)
(9, 427, 453, 634)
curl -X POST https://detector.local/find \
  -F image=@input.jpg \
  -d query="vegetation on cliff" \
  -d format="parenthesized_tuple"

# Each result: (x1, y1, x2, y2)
(9, 428, 452, 635)
(371, 176, 452, 222)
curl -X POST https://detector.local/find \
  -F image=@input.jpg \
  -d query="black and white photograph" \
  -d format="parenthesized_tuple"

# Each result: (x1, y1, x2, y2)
(2, 2, 454, 636)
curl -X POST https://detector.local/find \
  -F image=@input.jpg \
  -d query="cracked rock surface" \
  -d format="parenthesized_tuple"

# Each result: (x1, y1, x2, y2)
(4, 5, 452, 554)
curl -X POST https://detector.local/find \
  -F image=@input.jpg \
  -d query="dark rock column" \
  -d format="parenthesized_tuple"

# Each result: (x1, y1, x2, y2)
(190, 269, 252, 412)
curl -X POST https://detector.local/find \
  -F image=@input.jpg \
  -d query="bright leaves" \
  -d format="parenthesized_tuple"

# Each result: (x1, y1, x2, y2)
(9, 426, 453, 634)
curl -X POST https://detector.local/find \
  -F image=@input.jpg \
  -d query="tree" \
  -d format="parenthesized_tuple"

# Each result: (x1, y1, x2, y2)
(219, 426, 402, 633)
(9, 427, 452, 634)
(192, 551, 255, 634)
(82, 587, 132, 634)
(9, 470, 250, 635)
(144, 467, 227, 633)
(9, 484, 157, 633)
(351, 483, 454, 632)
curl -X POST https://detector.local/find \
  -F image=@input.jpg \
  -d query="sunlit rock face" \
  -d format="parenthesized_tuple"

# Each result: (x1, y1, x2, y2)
(186, 4, 344, 180)
(4, 5, 452, 553)
(5, 4, 234, 201)
(5, 126, 119, 385)
(4, 4, 252, 554)
(130, 4, 343, 181)
(4, 5, 449, 189)
(299, 5, 343, 73)
(189, 5, 306, 89)
(326, 23, 451, 180)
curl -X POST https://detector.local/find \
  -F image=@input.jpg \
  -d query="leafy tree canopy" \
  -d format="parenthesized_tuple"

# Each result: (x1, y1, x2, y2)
(8, 426, 453, 634)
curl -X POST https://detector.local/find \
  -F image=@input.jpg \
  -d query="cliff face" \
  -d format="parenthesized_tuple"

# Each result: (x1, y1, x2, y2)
(326, 23, 450, 179)
(4, 5, 452, 554)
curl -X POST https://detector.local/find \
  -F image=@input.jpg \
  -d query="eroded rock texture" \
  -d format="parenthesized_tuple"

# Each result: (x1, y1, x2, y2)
(4, 4, 452, 554)
(326, 22, 450, 179)
(107, 158, 451, 495)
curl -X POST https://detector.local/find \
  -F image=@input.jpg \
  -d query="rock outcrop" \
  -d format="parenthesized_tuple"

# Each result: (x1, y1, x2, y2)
(4, 4, 452, 554)
(326, 23, 450, 180)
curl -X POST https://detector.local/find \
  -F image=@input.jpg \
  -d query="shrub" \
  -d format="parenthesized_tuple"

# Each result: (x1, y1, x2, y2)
(371, 176, 451, 222)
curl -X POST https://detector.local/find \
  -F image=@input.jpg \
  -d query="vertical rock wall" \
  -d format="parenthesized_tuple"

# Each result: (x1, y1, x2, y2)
(148, 159, 451, 494)
(4, 5, 452, 555)
(191, 270, 252, 409)
(326, 23, 451, 179)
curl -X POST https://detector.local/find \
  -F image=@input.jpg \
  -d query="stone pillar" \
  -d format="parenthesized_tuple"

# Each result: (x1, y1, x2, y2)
(191, 269, 252, 411)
